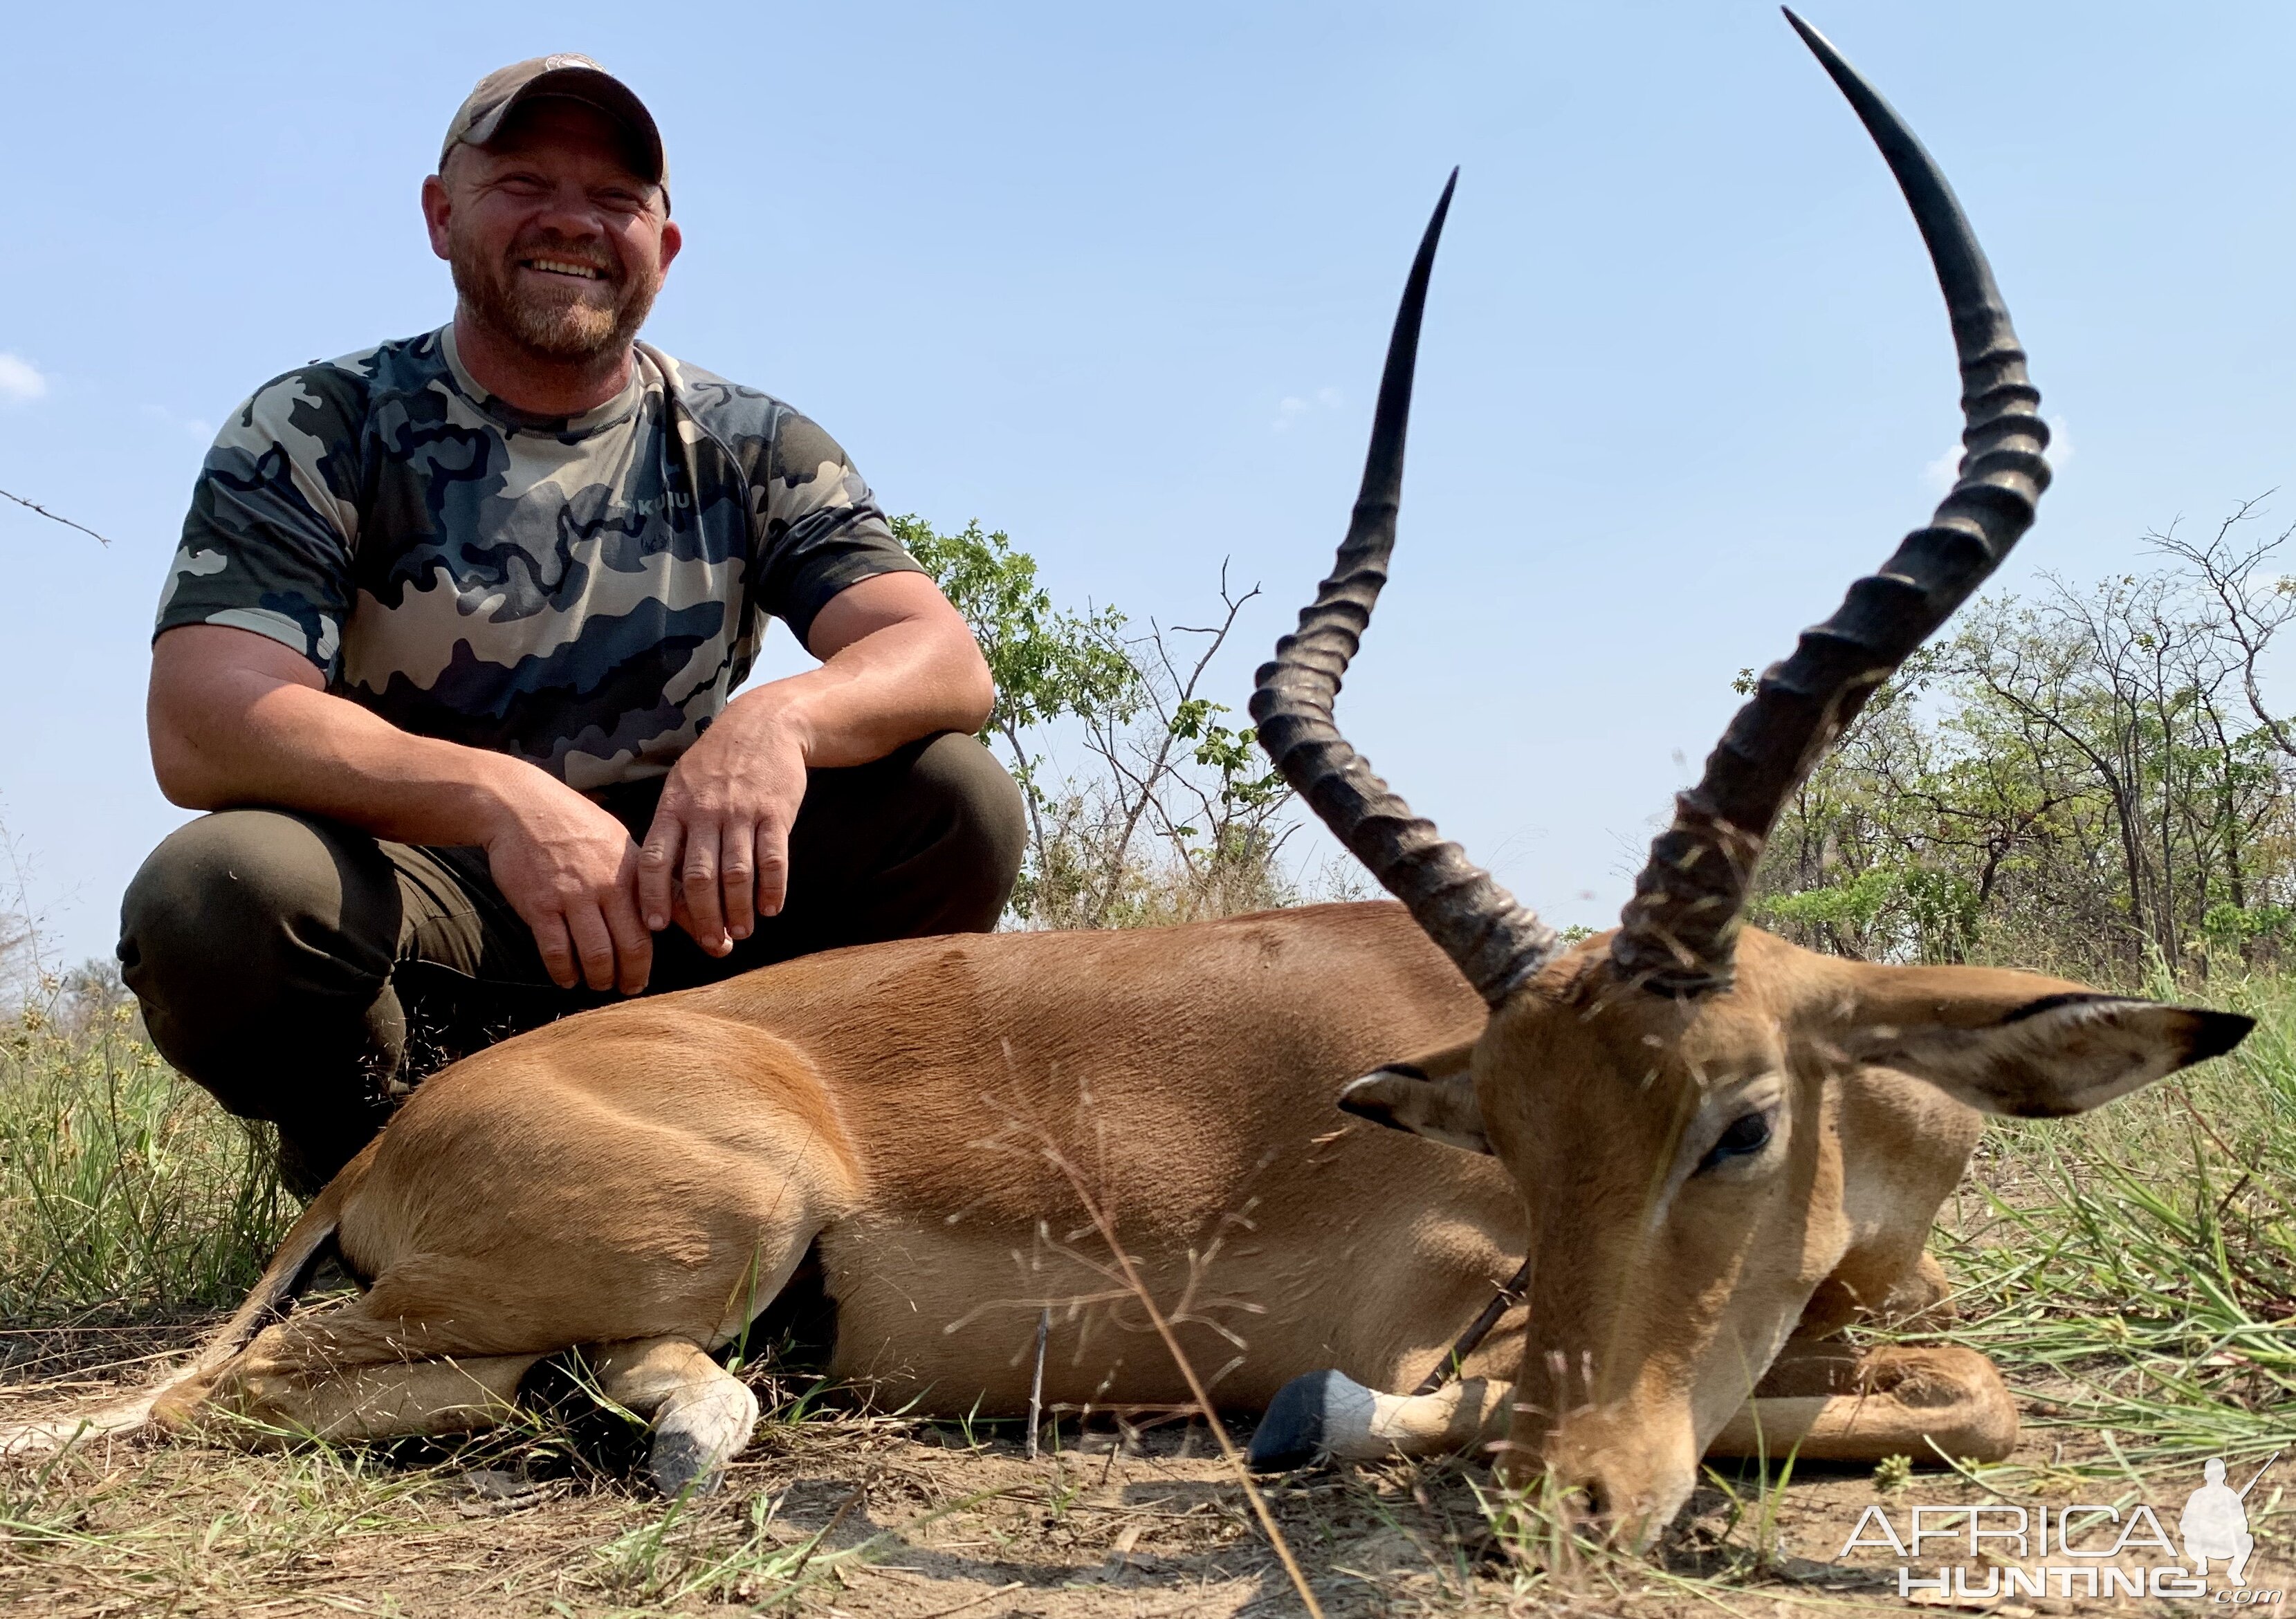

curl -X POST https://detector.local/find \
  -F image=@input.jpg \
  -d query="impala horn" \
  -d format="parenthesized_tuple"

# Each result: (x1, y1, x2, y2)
(1252, 172, 1563, 1007)
(1610, 8, 2053, 995)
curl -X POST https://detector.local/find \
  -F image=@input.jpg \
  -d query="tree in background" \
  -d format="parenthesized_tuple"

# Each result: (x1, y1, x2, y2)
(892, 517, 1135, 870)
(897, 517, 1334, 928)
(908, 497, 2296, 968)
(1751, 499, 2296, 985)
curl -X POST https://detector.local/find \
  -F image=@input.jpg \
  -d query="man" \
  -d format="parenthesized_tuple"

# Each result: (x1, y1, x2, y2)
(121, 55, 1025, 1195)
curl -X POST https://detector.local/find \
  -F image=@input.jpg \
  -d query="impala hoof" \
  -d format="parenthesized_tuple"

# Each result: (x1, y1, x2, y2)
(648, 1376, 759, 1497)
(1250, 1369, 1337, 1470)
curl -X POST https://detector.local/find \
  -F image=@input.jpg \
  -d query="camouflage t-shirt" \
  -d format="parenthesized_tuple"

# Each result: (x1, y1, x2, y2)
(156, 325, 922, 790)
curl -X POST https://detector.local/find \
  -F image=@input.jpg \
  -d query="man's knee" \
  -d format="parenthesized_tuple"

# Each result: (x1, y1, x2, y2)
(123, 811, 394, 990)
(120, 811, 402, 1102)
(903, 732, 1027, 927)
(910, 732, 1027, 858)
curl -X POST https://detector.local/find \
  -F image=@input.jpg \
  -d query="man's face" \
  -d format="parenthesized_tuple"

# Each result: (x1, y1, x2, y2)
(422, 100, 681, 367)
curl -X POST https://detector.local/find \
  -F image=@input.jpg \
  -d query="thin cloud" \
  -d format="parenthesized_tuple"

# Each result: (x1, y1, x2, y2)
(141, 403, 215, 445)
(0, 354, 48, 405)
(1273, 385, 1343, 433)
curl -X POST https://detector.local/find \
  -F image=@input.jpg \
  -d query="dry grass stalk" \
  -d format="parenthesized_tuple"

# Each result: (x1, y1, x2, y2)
(1036, 1139, 1327, 1619)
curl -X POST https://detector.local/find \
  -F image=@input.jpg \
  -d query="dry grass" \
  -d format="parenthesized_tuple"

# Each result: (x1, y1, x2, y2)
(6, 1336, 2186, 1618)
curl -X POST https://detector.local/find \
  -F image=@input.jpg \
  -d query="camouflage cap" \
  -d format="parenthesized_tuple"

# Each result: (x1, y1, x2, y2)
(440, 54, 667, 193)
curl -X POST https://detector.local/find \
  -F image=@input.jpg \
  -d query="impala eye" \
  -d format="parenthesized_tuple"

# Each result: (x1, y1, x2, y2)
(1697, 1111, 1774, 1174)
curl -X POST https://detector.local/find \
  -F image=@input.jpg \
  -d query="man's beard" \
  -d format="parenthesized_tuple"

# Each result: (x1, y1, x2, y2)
(449, 225, 661, 366)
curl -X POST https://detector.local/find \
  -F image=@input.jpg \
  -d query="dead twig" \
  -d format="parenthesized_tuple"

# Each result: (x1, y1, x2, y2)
(1411, 1256, 1532, 1396)
(784, 1473, 872, 1582)
(0, 487, 111, 546)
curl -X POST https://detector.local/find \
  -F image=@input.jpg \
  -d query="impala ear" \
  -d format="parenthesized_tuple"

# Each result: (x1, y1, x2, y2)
(1338, 1042, 1491, 1154)
(1854, 993, 2254, 1119)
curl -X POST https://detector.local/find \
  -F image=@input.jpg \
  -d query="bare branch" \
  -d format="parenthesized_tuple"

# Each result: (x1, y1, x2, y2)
(0, 487, 111, 547)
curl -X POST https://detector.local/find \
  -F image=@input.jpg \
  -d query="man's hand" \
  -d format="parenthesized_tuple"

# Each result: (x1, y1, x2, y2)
(634, 572, 994, 954)
(483, 769, 654, 993)
(640, 696, 811, 956)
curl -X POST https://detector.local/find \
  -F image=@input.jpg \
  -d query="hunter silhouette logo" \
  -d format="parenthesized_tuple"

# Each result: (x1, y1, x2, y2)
(1837, 1451, 2284, 1602)
(2183, 1454, 2277, 1586)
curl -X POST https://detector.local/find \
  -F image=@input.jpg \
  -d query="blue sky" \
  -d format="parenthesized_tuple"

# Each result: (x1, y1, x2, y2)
(6, 1, 2296, 968)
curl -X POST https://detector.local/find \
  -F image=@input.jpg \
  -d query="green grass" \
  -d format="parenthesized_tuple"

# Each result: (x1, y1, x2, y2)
(0, 998, 290, 1325)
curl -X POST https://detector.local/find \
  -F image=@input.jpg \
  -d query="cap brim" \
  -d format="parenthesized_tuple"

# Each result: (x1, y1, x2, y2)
(461, 64, 665, 186)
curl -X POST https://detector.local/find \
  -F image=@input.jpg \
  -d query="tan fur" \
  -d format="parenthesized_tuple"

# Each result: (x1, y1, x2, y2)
(15, 904, 2232, 1539)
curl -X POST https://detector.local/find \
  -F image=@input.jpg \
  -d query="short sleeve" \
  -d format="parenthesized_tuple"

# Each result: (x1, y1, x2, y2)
(156, 367, 367, 677)
(751, 409, 924, 647)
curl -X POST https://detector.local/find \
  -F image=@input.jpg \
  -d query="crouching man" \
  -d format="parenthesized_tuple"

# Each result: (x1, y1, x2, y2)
(122, 55, 1022, 1194)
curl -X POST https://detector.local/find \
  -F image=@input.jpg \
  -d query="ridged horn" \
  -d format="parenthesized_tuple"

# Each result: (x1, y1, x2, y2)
(1252, 172, 1561, 1006)
(1610, 8, 2052, 994)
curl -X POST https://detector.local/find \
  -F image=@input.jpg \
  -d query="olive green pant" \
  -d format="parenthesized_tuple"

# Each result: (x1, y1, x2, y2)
(118, 732, 1025, 1193)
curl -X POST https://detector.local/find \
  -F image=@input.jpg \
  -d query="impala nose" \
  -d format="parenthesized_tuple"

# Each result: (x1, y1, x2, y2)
(1534, 1415, 1700, 1549)
(1536, 1464, 1639, 1544)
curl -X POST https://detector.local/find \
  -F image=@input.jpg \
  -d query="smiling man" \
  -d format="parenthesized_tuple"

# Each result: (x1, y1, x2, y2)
(120, 56, 1023, 1194)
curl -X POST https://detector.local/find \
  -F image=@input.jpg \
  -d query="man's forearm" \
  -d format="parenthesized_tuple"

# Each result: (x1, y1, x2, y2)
(762, 606, 995, 770)
(152, 623, 663, 994)
(150, 631, 534, 846)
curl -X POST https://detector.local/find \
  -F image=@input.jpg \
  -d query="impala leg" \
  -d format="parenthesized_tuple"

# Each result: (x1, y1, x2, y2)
(588, 1336, 760, 1497)
(151, 1313, 760, 1492)
(1251, 1338, 2017, 1476)
(150, 1304, 542, 1444)
(1249, 1370, 1511, 1470)
(1707, 1341, 2017, 1464)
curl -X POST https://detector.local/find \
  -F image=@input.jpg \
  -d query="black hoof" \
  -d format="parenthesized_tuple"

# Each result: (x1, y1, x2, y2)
(1248, 1369, 1334, 1471)
(649, 1427, 728, 1498)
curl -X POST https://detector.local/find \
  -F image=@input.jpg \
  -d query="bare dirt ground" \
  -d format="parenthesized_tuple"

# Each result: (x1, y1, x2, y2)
(1, 1319, 2285, 1618)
